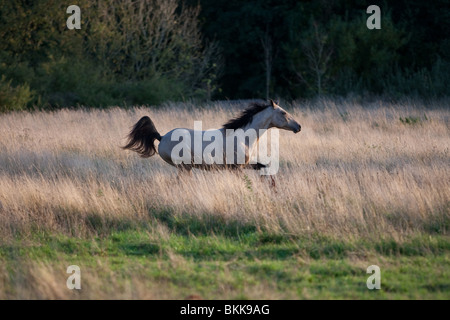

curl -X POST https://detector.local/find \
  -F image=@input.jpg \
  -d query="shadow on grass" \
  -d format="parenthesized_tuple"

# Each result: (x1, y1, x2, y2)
(81, 207, 260, 239)
(84, 213, 142, 235)
(28, 206, 448, 260)
(116, 243, 160, 256)
(150, 208, 258, 238)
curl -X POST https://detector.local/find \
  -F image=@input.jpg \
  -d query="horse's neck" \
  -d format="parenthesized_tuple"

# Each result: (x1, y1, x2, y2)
(246, 108, 273, 135)
(243, 109, 272, 159)
(216, 109, 273, 163)
(238, 108, 272, 147)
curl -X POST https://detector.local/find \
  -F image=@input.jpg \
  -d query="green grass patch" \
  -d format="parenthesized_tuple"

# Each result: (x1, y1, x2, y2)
(1, 228, 449, 299)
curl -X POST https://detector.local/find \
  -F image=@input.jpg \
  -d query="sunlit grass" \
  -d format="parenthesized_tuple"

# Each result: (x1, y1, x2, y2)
(0, 98, 449, 299)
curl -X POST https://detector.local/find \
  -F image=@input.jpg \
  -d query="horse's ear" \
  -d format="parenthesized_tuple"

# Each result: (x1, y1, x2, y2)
(269, 99, 276, 108)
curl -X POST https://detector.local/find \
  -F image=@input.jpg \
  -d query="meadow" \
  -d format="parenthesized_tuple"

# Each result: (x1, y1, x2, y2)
(0, 98, 449, 299)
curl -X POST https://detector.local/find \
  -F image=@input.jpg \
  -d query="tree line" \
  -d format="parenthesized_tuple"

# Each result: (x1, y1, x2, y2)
(0, 0, 220, 111)
(0, 0, 449, 111)
(195, 0, 450, 100)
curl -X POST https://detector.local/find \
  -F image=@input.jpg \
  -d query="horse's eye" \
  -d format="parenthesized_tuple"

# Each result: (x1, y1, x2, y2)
(281, 111, 287, 116)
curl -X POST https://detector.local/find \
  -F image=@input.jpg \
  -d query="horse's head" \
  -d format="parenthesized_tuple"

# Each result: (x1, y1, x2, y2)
(268, 100, 301, 133)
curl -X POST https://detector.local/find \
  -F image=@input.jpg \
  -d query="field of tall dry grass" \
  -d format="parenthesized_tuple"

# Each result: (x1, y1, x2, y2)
(0, 99, 449, 299)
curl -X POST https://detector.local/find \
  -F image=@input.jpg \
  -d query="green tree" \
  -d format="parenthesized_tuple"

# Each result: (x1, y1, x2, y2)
(0, 0, 221, 109)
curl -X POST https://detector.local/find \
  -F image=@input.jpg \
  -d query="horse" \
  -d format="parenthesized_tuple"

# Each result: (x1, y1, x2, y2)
(122, 99, 301, 175)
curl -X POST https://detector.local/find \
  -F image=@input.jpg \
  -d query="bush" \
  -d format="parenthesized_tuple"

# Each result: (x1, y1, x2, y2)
(0, 76, 34, 112)
(0, 0, 221, 109)
(381, 58, 450, 99)
(35, 56, 115, 108)
(32, 56, 188, 108)
(113, 77, 186, 106)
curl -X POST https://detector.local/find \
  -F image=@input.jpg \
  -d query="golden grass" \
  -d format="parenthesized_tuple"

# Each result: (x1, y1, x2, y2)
(0, 99, 448, 240)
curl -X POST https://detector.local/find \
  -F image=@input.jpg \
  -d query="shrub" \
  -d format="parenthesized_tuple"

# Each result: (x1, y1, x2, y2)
(0, 76, 34, 112)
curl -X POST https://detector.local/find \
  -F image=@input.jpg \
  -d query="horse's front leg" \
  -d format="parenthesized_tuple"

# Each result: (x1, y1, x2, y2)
(262, 174, 277, 190)
(245, 163, 277, 190)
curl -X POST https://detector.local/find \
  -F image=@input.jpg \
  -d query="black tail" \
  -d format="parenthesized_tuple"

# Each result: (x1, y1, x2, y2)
(122, 116, 161, 158)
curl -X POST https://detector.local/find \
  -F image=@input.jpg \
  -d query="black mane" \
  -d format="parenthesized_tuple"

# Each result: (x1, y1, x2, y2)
(222, 102, 270, 130)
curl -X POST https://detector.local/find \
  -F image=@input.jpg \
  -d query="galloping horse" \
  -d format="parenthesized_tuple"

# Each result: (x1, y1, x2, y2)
(123, 100, 301, 174)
